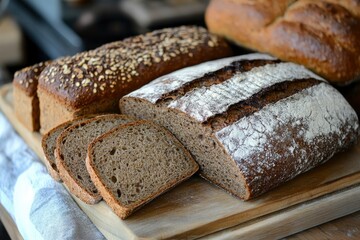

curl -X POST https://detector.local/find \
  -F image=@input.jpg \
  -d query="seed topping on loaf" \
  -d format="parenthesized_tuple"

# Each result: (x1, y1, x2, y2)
(39, 26, 228, 108)
(13, 61, 52, 96)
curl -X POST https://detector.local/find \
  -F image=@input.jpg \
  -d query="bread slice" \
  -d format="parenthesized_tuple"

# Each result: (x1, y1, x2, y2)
(86, 120, 199, 219)
(41, 115, 98, 181)
(55, 114, 135, 204)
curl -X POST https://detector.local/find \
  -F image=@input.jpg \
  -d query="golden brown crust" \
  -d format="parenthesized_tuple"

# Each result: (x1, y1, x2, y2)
(206, 0, 360, 84)
(86, 120, 199, 219)
(37, 26, 232, 133)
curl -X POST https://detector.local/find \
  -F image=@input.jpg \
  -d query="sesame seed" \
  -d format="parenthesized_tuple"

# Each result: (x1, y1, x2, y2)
(208, 41, 215, 47)
(45, 26, 219, 100)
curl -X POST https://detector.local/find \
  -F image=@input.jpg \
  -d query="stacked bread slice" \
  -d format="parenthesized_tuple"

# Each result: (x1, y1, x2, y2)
(41, 114, 198, 218)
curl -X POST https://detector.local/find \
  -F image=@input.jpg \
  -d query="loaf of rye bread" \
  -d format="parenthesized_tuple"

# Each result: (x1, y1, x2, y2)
(37, 26, 232, 133)
(205, 0, 360, 84)
(120, 53, 359, 200)
(13, 61, 52, 131)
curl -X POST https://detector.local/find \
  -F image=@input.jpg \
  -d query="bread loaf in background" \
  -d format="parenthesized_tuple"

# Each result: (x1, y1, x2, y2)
(120, 54, 359, 200)
(38, 26, 232, 133)
(205, 0, 360, 85)
(13, 61, 52, 131)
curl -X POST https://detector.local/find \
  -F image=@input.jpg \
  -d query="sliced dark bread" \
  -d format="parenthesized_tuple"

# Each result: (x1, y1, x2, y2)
(41, 115, 99, 181)
(55, 114, 135, 204)
(86, 120, 199, 219)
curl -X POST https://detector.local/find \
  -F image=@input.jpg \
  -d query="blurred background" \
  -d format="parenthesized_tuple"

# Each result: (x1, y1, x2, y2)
(0, 0, 209, 238)
(0, 0, 209, 85)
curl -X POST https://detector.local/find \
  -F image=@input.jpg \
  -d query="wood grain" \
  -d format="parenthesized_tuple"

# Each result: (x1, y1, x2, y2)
(287, 211, 360, 239)
(1, 83, 360, 239)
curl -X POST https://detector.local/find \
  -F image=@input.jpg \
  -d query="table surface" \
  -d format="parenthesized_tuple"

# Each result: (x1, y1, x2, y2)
(0, 201, 359, 240)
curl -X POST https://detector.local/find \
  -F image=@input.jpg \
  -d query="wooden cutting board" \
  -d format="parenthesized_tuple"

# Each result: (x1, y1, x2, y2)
(1, 83, 360, 240)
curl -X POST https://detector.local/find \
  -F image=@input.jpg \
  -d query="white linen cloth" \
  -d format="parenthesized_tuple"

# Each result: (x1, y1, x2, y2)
(0, 112, 105, 240)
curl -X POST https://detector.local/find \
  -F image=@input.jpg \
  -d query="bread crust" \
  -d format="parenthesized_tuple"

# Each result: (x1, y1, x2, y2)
(86, 120, 199, 219)
(120, 54, 359, 200)
(205, 0, 360, 84)
(38, 26, 232, 133)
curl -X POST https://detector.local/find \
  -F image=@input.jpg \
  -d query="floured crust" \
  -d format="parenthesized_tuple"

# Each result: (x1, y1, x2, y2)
(120, 54, 359, 200)
(86, 120, 199, 219)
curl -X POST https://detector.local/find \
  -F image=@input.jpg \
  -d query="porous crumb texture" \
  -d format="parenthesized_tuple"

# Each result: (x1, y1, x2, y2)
(120, 54, 359, 200)
(205, 0, 360, 84)
(41, 115, 98, 181)
(56, 114, 134, 204)
(13, 61, 52, 131)
(37, 26, 232, 132)
(87, 120, 198, 219)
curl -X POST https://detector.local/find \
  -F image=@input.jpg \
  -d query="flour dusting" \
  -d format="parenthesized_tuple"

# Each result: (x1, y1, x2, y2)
(127, 53, 276, 103)
(215, 83, 359, 196)
(169, 62, 325, 122)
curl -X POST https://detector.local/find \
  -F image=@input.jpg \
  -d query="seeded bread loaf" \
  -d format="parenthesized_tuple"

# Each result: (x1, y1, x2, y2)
(37, 26, 232, 133)
(41, 114, 98, 181)
(55, 114, 135, 204)
(205, 0, 360, 84)
(86, 120, 199, 219)
(13, 61, 51, 131)
(120, 54, 359, 200)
